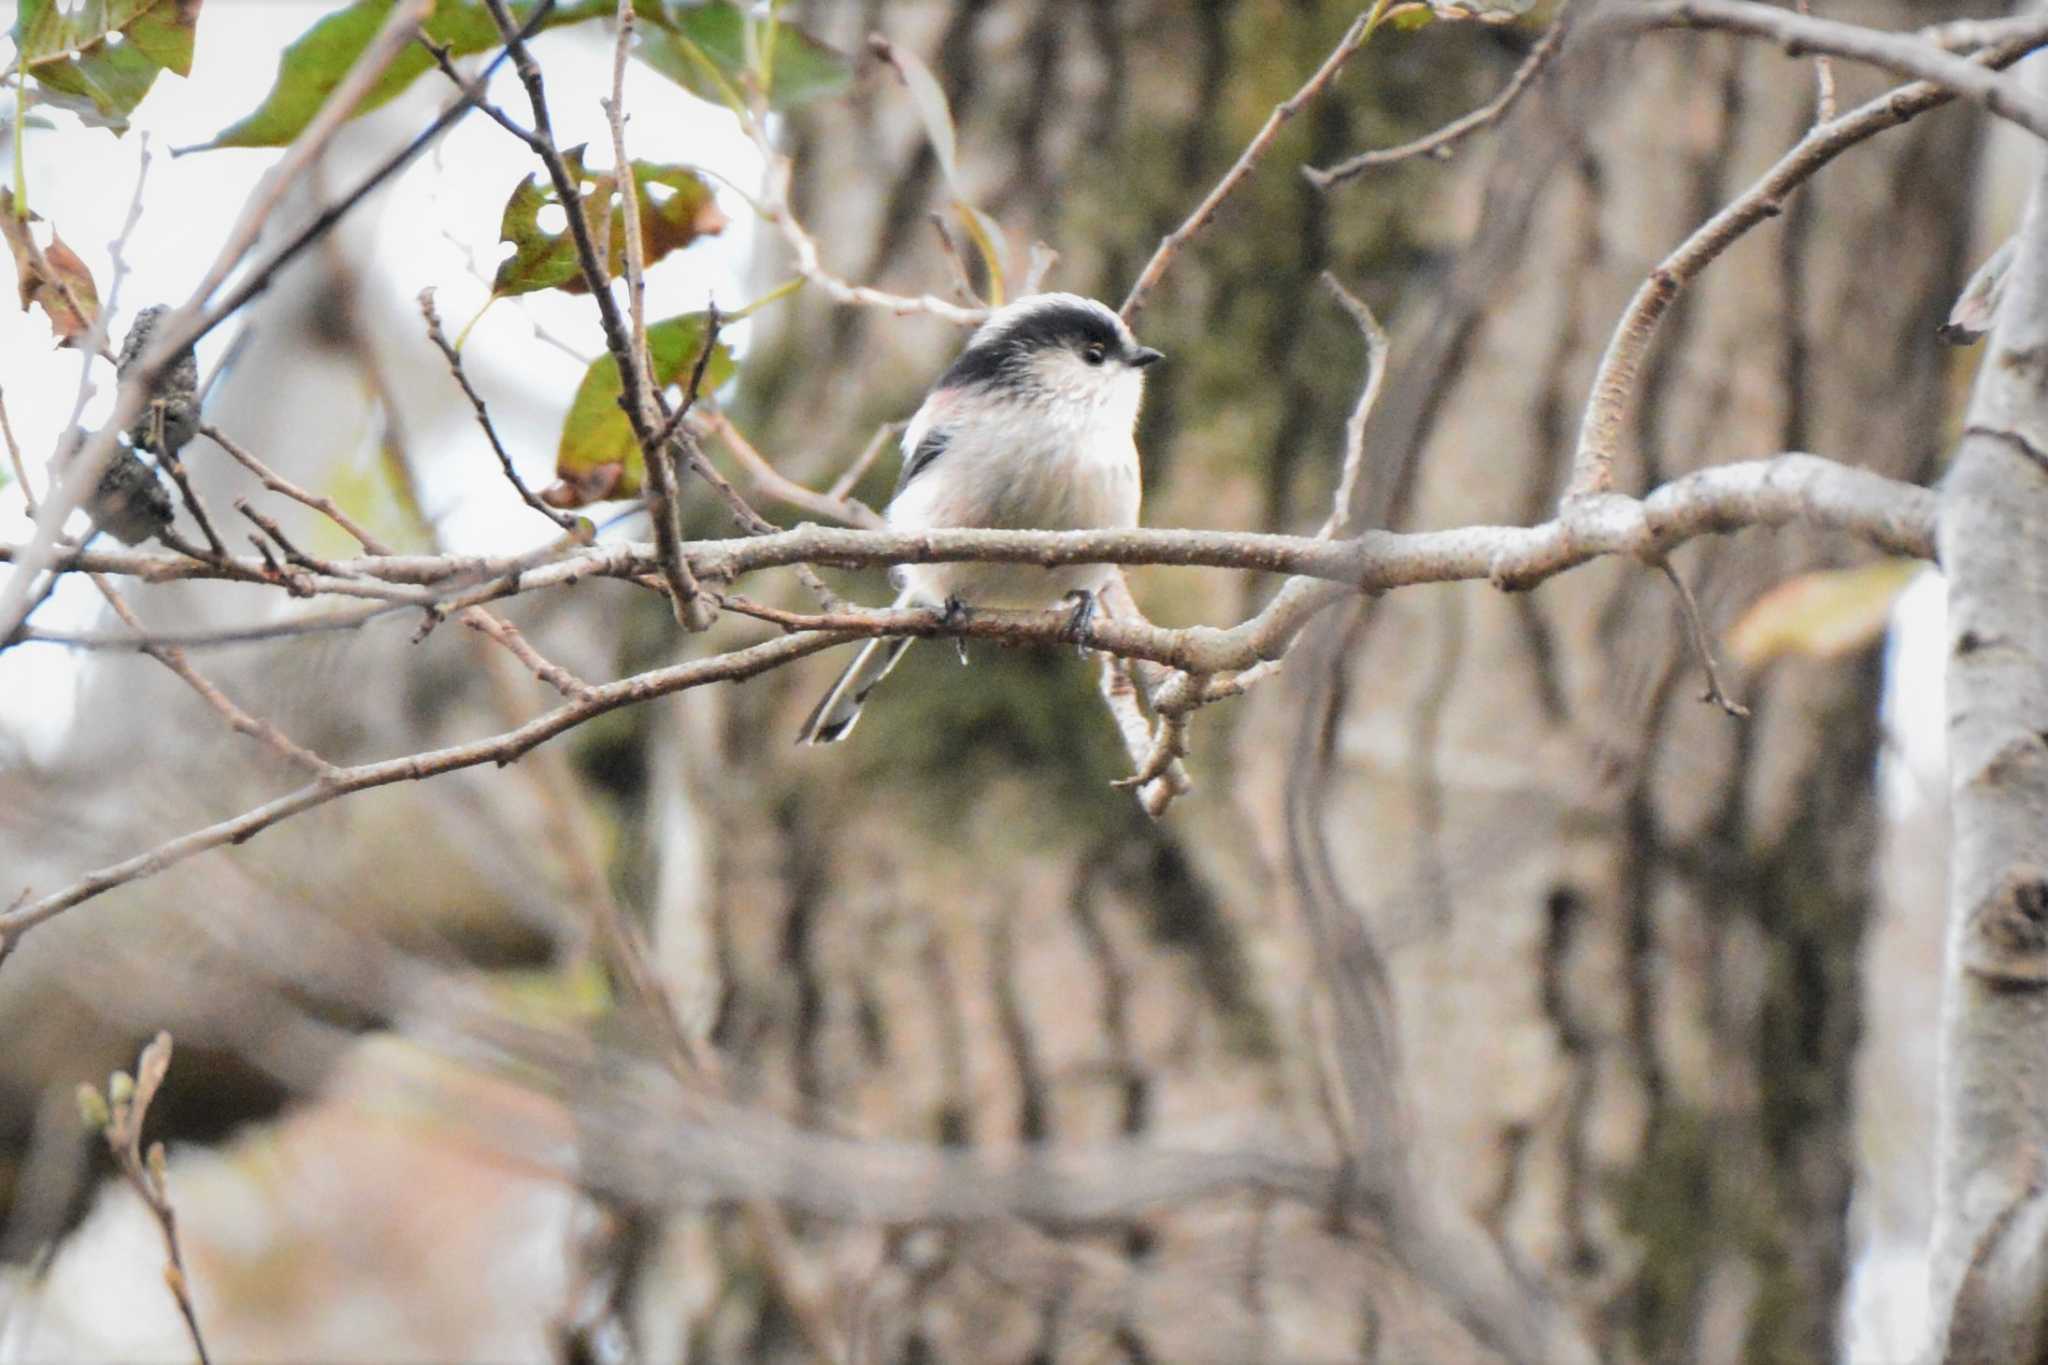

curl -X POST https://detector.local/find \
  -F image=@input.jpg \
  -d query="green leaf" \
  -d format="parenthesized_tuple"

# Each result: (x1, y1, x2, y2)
(13, 0, 203, 133)
(636, 1, 850, 112)
(203, 0, 609, 150)
(551, 312, 733, 506)
(491, 148, 726, 299)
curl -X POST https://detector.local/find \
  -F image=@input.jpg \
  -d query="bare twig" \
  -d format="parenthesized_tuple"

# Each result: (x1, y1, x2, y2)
(202, 424, 389, 554)
(828, 419, 908, 502)
(1121, 0, 1392, 321)
(480, 0, 715, 630)
(754, 152, 987, 325)
(928, 211, 985, 307)
(695, 406, 884, 528)
(159, 457, 227, 560)
(1569, 17, 2048, 496)
(419, 288, 578, 531)
(90, 573, 336, 775)
(1308, 4, 1572, 188)
(1021, 241, 1060, 297)
(1794, 0, 1838, 123)
(0, 387, 35, 514)
(1317, 272, 1390, 538)
(85, 1034, 214, 1365)
(1605, 0, 2048, 142)
(1655, 558, 1749, 717)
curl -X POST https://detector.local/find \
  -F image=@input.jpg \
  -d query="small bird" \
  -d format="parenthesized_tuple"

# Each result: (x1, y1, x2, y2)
(798, 292, 1163, 744)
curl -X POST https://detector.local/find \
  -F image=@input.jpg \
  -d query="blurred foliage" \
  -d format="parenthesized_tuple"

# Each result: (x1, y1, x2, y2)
(635, 0, 852, 113)
(202, 0, 849, 150)
(1726, 559, 1921, 666)
(201, 0, 605, 149)
(12, 0, 200, 133)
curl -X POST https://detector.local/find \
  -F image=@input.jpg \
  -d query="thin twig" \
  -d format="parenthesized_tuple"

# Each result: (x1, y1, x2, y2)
(160, 457, 227, 560)
(1656, 558, 1748, 717)
(203, 424, 389, 553)
(480, 0, 715, 630)
(1317, 272, 1390, 538)
(1308, 3, 1572, 188)
(1120, 0, 1392, 321)
(827, 419, 907, 502)
(1605, 0, 2048, 143)
(90, 573, 335, 775)
(0, 387, 34, 515)
(1794, 0, 1838, 124)
(755, 152, 987, 325)
(1021, 241, 1060, 297)
(89, 1034, 215, 1365)
(419, 287, 578, 531)
(696, 407, 884, 528)
(928, 211, 985, 307)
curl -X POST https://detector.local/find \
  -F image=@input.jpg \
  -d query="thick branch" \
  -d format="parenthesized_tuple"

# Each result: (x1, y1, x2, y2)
(1926, 64, 2048, 1364)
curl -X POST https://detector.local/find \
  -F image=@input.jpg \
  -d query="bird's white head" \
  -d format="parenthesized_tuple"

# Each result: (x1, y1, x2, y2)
(936, 293, 1164, 431)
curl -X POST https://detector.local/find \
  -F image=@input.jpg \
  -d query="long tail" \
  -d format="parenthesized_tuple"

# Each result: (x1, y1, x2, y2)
(796, 632, 915, 744)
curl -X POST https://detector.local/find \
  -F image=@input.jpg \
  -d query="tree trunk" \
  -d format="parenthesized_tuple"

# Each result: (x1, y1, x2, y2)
(1926, 83, 2048, 1363)
(640, 2, 1985, 1359)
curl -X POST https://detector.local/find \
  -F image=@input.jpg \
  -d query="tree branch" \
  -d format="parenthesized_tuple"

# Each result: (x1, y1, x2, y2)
(1608, 0, 2048, 141)
(1570, 16, 2048, 496)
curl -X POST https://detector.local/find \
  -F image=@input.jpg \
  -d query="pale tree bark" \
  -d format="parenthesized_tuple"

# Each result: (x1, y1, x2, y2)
(1926, 74, 2048, 1363)
(1226, 5, 1982, 1361)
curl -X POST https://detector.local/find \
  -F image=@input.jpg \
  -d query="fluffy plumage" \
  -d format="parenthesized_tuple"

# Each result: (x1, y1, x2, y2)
(797, 293, 1160, 744)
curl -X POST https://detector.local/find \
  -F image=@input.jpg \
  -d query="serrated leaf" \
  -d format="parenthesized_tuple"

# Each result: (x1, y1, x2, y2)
(203, 0, 608, 150)
(14, 0, 201, 133)
(491, 148, 725, 299)
(1725, 559, 1922, 667)
(0, 192, 101, 346)
(552, 312, 733, 505)
(636, 1, 850, 112)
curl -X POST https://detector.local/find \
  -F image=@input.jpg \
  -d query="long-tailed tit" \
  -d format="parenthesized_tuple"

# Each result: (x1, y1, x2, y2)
(797, 293, 1163, 744)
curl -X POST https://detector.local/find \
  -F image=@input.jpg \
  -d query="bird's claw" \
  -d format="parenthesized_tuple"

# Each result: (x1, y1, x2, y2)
(942, 595, 971, 665)
(1061, 589, 1097, 655)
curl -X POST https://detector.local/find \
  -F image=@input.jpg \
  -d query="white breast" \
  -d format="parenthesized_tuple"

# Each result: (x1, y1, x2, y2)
(887, 395, 1142, 610)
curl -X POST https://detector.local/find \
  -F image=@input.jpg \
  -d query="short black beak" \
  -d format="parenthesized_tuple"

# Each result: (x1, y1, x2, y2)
(1127, 346, 1165, 369)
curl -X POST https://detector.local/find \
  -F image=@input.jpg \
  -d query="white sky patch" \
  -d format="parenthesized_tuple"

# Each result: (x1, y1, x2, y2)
(0, 4, 763, 755)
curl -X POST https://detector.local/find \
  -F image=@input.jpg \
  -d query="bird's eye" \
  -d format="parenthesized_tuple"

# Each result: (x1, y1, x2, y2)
(1083, 343, 1107, 366)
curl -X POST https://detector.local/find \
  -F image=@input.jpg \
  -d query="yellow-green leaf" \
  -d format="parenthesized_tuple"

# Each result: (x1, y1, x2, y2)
(491, 149, 725, 299)
(551, 313, 734, 505)
(1726, 560, 1923, 667)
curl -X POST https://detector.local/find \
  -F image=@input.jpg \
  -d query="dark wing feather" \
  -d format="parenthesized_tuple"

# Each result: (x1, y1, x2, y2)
(895, 427, 949, 497)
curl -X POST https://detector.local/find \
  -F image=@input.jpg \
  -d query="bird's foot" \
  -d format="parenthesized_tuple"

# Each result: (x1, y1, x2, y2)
(942, 595, 972, 665)
(1060, 589, 1097, 655)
